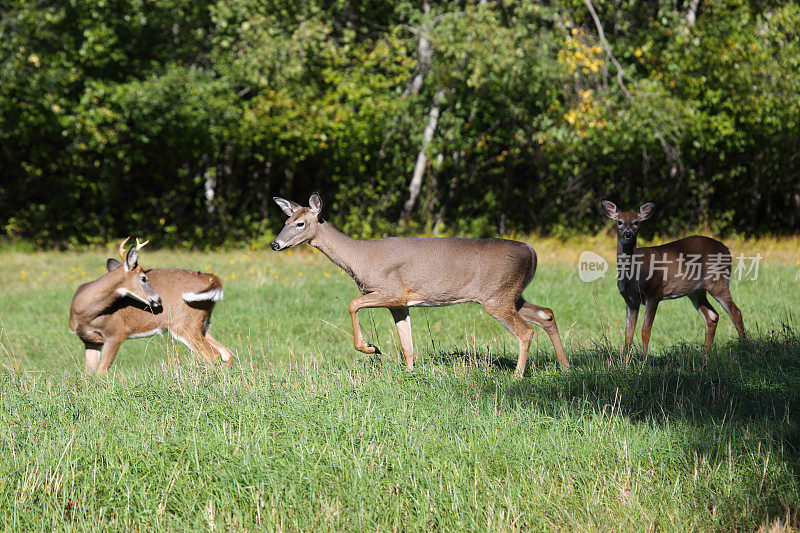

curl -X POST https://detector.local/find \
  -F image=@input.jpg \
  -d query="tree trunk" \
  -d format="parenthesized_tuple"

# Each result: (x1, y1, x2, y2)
(402, 89, 445, 220)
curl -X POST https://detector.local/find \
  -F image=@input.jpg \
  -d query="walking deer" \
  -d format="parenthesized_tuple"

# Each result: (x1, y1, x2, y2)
(600, 200, 746, 355)
(271, 193, 569, 377)
(69, 237, 233, 374)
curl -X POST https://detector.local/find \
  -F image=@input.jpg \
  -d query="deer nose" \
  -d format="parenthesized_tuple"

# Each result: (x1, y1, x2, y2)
(623, 229, 634, 239)
(270, 241, 280, 251)
(153, 296, 162, 307)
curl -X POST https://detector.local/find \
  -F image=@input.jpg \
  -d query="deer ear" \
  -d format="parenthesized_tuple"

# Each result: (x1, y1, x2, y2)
(125, 245, 138, 271)
(638, 201, 655, 221)
(309, 192, 322, 216)
(600, 199, 618, 220)
(273, 197, 301, 217)
(107, 259, 123, 272)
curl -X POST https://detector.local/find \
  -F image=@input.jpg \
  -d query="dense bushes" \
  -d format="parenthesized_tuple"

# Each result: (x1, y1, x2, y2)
(1, 0, 799, 246)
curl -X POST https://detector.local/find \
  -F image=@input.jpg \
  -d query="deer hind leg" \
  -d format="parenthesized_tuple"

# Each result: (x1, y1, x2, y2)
(688, 290, 719, 348)
(204, 332, 233, 363)
(518, 302, 570, 370)
(169, 328, 220, 363)
(641, 298, 660, 356)
(389, 307, 414, 370)
(84, 342, 102, 373)
(484, 302, 534, 380)
(96, 337, 124, 376)
(708, 285, 746, 339)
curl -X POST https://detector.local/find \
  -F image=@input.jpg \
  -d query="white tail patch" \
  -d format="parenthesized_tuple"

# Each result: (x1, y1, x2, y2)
(182, 288, 223, 302)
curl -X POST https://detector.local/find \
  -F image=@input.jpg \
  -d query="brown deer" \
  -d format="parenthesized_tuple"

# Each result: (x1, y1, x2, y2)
(69, 238, 233, 374)
(600, 200, 746, 355)
(271, 193, 569, 378)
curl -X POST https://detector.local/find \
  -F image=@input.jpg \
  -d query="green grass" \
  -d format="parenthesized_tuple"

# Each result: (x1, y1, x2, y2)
(0, 244, 798, 531)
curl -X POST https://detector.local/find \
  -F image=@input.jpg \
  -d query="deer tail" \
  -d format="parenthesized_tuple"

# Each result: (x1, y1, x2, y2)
(182, 275, 224, 302)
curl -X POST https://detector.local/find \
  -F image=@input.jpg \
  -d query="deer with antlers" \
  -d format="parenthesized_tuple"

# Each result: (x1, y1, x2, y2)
(270, 193, 569, 378)
(600, 200, 746, 355)
(69, 238, 233, 374)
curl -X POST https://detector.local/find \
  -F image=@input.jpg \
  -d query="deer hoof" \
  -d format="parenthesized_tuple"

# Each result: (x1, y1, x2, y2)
(366, 343, 381, 355)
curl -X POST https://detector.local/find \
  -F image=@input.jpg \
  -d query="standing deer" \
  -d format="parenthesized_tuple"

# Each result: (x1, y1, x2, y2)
(69, 238, 233, 374)
(270, 193, 569, 377)
(600, 200, 746, 355)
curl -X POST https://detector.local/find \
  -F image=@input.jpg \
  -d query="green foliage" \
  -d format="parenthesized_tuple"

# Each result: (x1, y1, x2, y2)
(1, 0, 799, 245)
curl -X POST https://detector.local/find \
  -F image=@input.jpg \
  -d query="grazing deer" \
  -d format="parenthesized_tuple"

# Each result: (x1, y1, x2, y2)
(271, 193, 569, 377)
(69, 238, 233, 374)
(600, 200, 746, 355)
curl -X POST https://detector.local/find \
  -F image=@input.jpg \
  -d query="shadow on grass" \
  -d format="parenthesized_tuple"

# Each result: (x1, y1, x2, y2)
(427, 328, 800, 523)
(433, 329, 800, 457)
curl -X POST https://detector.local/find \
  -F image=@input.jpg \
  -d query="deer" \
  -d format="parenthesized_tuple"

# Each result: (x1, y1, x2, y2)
(69, 237, 233, 375)
(600, 200, 746, 356)
(270, 193, 570, 378)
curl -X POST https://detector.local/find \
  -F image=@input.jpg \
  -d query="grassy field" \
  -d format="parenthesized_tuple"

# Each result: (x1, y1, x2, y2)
(0, 239, 798, 531)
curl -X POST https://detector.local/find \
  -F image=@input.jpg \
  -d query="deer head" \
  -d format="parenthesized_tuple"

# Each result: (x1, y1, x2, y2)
(271, 193, 323, 251)
(105, 237, 162, 307)
(600, 199, 655, 244)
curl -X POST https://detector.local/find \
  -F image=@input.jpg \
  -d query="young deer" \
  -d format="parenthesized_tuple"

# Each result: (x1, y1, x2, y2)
(600, 200, 746, 355)
(271, 193, 569, 378)
(69, 238, 233, 374)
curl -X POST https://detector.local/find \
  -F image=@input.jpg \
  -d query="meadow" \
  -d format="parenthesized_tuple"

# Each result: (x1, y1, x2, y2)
(0, 238, 798, 531)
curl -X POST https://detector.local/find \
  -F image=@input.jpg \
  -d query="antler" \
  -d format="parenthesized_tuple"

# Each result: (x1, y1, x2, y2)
(118, 237, 131, 261)
(135, 238, 149, 251)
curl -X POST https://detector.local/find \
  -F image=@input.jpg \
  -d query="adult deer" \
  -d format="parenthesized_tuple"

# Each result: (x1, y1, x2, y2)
(271, 194, 569, 377)
(600, 200, 746, 355)
(69, 238, 233, 374)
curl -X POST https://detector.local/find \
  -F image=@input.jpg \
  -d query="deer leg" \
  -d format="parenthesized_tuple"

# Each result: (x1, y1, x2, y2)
(640, 298, 659, 356)
(84, 342, 102, 373)
(169, 328, 219, 363)
(709, 287, 746, 339)
(624, 303, 639, 355)
(205, 332, 233, 363)
(348, 292, 399, 355)
(484, 303, 534, 380)
(96, 337, 124, 376)
(688, 291, 719, 348)
(518, 302, 570, 370)
(389, 307, 414, 370)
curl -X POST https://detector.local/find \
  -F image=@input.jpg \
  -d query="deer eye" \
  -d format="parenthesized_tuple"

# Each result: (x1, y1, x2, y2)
(633, 222, 639, 227)
(296, 221, 305, 228)
(140, 275, 147, 282)
(617, 220, 623, 226)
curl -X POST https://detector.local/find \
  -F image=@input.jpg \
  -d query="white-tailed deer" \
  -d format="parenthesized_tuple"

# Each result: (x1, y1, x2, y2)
(600, 200, 746, 355)
(271, 194, 569, 377)
(69, 238, 233, 374)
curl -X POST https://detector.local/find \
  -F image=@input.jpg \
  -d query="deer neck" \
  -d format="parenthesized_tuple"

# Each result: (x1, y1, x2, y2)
(310, 222, 367, 287)
(73, 273, 124, 320)
(617, 237, 637, 257)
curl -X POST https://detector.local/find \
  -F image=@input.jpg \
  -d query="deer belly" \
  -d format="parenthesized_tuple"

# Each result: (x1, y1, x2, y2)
(127, 328, 166, 339)
(407, 299, 471, 307)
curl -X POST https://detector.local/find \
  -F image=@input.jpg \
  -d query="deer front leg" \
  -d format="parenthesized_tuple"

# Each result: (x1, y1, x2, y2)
(624, 303, 640, 355)
(640, 298, 659, 356)
(348, 292, 395, 355)
(96, 337, 124, 376)
(84, 342, 102, 373)
(389, 307, 414, 370)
